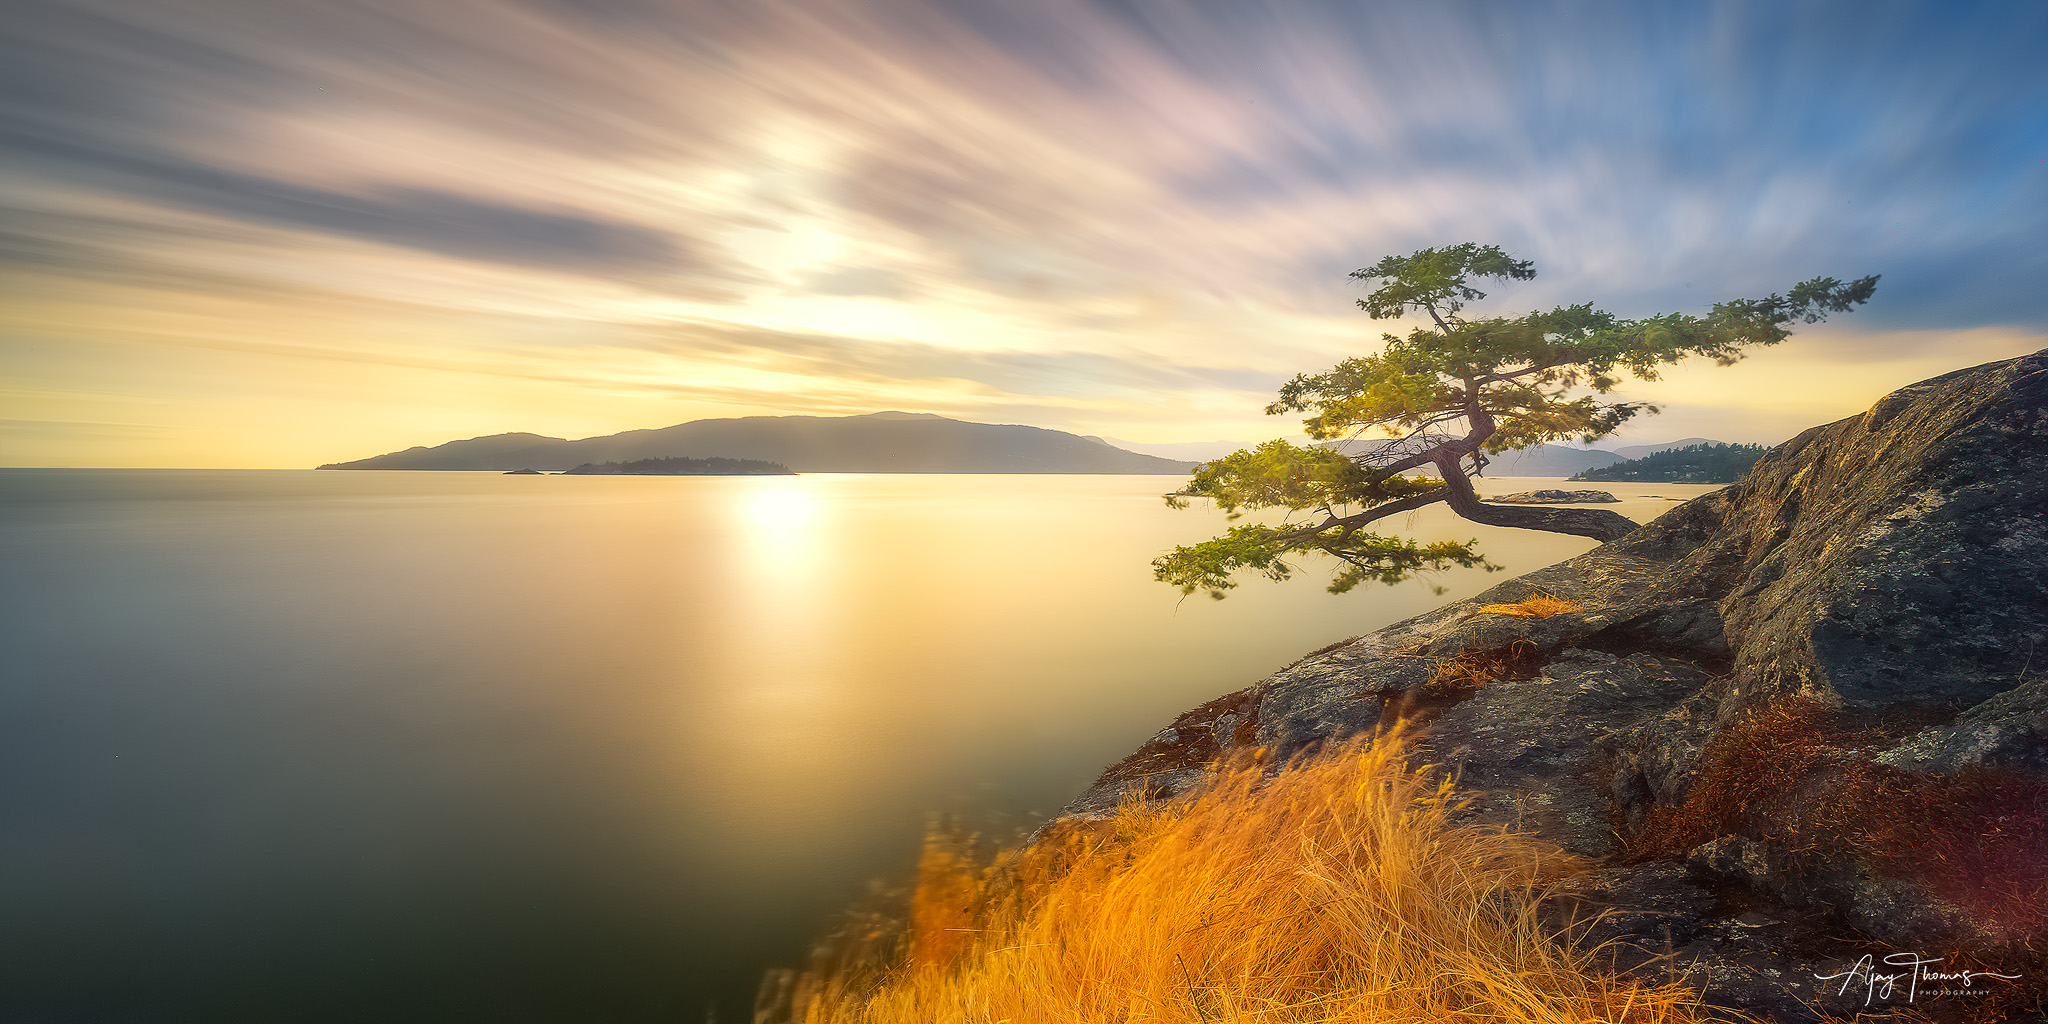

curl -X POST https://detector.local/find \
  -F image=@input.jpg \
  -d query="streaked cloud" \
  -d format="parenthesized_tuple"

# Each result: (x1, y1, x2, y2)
(3, 0, 2044, 466)
(6, 136, 705, 278)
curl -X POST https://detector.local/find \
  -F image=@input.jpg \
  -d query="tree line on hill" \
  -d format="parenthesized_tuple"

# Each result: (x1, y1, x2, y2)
(561, 456, 795, 476)
(1568, 442, 1766, 484)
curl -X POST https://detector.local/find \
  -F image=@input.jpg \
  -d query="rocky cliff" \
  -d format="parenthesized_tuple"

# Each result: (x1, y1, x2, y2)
(1059, 350, 2048, 1022)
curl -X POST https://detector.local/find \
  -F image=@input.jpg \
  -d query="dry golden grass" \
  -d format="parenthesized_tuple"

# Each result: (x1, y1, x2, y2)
(788, 731, 1732, 1024)
(1473, 594, 1584, 619)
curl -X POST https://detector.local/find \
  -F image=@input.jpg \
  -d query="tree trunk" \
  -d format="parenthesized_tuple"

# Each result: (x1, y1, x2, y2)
(1432, 456, 1638, 541)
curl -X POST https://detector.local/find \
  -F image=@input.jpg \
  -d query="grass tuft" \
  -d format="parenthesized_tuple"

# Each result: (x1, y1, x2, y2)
(777, 730, 1731, 1024)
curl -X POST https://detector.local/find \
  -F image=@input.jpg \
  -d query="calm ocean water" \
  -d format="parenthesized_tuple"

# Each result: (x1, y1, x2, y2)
(0, 469, 1721, 1021)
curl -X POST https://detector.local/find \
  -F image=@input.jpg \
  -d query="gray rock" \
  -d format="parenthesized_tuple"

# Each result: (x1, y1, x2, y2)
(1687, 836, 1782, 886)
(1718, 356, 2048, 713)
(1539, 862, 1712, 964)
(1876, 675, 2048, 773)
(1604, 688, 1720, 831)
(1415, 649, 1710, 857)
(1209, 712, 1241, 750)
(1488, 488, 1622, 504)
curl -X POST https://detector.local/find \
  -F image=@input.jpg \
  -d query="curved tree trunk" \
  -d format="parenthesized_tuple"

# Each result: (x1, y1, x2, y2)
(1432, 454, 1638, 541)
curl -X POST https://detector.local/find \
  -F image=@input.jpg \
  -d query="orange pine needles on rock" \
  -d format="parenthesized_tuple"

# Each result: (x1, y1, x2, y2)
(1472, 593, 1584, 619)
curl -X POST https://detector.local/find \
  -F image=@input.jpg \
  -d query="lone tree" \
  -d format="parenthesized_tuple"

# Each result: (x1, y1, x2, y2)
(1154, 243, 1877, 598)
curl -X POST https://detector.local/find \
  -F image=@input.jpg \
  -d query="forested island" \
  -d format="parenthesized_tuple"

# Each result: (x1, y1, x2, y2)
(315, 411, 1195, 473)
(1568, 442, 1766, 483)
(560, 456, 795, 476)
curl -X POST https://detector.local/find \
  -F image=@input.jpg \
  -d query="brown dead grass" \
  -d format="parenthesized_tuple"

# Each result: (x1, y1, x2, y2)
(1093, 687, 1262, 788)
(1631, 695, 2048, 952)
(1427, 639, 1547, 692)
(1363, 641, 1548, 729)
(1629, 697, 1848, 859)
(1832, 761, 2048, 945)
(783, 730, 1736, 1024)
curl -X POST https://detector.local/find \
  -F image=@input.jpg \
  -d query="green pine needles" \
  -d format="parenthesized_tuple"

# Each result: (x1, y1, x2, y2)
(1154, 243, 1877, 599)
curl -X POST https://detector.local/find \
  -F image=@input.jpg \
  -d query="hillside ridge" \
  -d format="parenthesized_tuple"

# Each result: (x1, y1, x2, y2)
(317, 413, 1198, 474)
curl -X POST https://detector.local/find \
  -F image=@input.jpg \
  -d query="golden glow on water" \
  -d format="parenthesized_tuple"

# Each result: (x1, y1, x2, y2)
(0, 468, 1730, 1013)
(740, 482, 821, 532)
(642, 472, 1740, 854)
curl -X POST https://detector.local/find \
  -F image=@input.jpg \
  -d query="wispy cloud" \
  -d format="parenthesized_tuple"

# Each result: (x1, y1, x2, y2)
(3, 0, 2045, 465)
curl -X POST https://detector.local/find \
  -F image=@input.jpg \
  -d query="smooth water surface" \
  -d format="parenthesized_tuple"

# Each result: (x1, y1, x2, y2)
(0, 470, 1723, 1020)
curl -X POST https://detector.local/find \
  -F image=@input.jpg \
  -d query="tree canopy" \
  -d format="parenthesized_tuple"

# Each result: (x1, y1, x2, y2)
(1154, 243, 1877, 598)
(1569, 442, 1769, 485)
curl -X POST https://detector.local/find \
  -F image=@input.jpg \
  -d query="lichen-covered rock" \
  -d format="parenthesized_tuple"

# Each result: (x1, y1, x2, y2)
(1539, 862, 1714, 959)
(1876, 677, 2048, 773)
(1417, 649, 1710, 857)
(1718, 355, 2048, 713)
(1603, 688, 1720, 831)
(1055, 350, 2048, 1020)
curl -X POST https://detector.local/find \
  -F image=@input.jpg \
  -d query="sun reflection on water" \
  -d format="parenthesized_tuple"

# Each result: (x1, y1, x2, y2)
(742, 483, 819, 532)
(699, 477, 865, 829)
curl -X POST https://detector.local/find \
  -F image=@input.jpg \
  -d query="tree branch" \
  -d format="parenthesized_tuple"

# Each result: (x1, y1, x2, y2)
(1362, 449, 1441, 484)
(1430, 452, 1637, 541)
(1265, 487, 1451, 545)
(1476, 357, 1567, 385)
(1359, 413, 1482, 485)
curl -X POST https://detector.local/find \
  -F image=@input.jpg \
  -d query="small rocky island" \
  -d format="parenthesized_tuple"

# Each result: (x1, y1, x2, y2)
(1486, 488, 1619, 504)
(559, 456, 795, 476)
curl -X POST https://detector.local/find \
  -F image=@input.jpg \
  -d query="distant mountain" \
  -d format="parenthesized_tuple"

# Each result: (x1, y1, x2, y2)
(1482, 445, 1627, 477)
(1607, 438, 1722, 461)
(317, 412, 1199, 474)
(1484, 438, 1731, 475)
(1100, 437, 1265, 463)
(1320, 440, 1620, 478)
(1319, 437, 1732, 478)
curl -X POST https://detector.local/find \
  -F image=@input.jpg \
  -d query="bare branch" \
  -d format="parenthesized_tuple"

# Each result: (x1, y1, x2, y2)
(1346, 431, 1459, 470)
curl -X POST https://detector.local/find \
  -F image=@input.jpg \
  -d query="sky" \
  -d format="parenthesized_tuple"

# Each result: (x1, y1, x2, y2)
(3, 0, 2045, 468)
